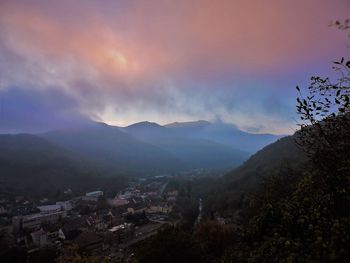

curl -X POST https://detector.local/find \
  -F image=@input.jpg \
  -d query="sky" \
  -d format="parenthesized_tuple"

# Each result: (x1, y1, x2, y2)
(0, 0, 349, 134)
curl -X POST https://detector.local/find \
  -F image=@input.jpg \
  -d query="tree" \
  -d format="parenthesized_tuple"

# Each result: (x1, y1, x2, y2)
(55, 244, 109, 263)
(296, 19, 350, 174)
(136, 226, 204, 263)
(295, 19, 350, 218)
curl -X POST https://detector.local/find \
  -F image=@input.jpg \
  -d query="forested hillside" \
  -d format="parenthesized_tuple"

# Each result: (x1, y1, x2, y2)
(0, 134, 126, 198)
(203, 135, 307, 215)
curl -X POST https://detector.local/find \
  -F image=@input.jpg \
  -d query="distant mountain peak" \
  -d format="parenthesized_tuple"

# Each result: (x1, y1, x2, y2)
(164, 120, 211, 128)
(126, 121, 163, 129)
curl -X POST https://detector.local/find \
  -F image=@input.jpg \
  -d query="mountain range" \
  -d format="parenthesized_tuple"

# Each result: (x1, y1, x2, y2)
(42, 120, 282, 174)
(0, 120, 283, 195)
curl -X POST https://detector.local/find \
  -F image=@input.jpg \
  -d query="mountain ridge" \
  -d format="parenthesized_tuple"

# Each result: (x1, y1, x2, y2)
(0, 134, 127, 197)
(0, 120, 285, 180)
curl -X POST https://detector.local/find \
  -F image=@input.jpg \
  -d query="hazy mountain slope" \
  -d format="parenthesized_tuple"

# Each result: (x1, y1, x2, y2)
(124, 121, 171, 142)
(11, 119, 282, 179)
(165, 121, 282, 153)
(164, 120, 211, 128)
(124, 121, 249, 169)
(43, 122, 186, 175)
(0, 134, 126, 197)
(203, 135, 307, 213)
(157, 138, 249, 169)
(225, 135, 306, 186)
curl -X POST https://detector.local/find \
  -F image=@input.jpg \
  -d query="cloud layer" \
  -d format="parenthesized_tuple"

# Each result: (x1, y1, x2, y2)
(0, 0, 349, 134)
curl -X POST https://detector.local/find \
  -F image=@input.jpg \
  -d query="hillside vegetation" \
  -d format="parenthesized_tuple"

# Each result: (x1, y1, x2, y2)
(0, 134, 126, 198)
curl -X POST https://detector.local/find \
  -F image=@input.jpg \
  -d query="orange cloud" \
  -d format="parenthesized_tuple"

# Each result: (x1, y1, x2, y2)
(1, 0, 348, 81)
(0, 3, 171, 87)
(0, 0, 349, 133)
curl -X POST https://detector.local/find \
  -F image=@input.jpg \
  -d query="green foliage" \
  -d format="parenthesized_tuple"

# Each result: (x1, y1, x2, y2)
(195, 221, 237, 262)
(227, 168, 350, 262)
(204, 136, 306, 216)
(136, 226, 205, 263)
(168, 176, 222, 227)
(330, 19, 350, 37)
(55, 245, 109, 263)
(136, 221, 238, 263)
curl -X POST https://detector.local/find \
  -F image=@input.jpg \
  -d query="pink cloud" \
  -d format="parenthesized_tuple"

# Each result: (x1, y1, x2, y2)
(0, 0, 349, 133)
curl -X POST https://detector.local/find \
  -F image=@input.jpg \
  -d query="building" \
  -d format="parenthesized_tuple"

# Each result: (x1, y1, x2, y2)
(82, 196, 99, 202)
(82, 191, 104, 202)
(30, 228, 49, 247)
(56, 201, 73, 211)
(147, 202, 172, 214)
(111, 197, 129, 207)
(85, 191, 104, 198)
(106, 223, 134, 245)
(64, 189, 72, 195)
(12, 210, 67, 232)
(166, 190, 179, 202)
(37, 205, 61, 213)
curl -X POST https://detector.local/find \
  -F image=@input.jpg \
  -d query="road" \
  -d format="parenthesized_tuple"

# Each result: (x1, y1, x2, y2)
(194, 197, 203, 227)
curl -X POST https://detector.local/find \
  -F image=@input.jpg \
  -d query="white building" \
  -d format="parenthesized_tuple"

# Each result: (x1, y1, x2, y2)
(56, 201, 73, 211)
(13, 210, 67, 231)
(85, 191, 104, 197)
(37, 205, 61, 213)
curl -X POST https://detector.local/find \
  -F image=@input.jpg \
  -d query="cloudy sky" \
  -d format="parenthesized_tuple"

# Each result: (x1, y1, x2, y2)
(0, 0, 349, 134)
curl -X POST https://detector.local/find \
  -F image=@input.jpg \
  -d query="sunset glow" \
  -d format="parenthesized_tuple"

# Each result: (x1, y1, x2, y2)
(0, 0, 349, 134)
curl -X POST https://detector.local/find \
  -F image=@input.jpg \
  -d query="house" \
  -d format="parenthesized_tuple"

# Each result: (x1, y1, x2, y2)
(111, 197, 129, 207)
(41, 223, 64, 244)
(126, 197, 149, 214)
(99, 209, 123, 228)
(147, 202, 172, 214)
(85, 214, 107, 231)
(106, 223, 134, 245)
(166, 190, 179, 202)
(30, 228, 48, 247)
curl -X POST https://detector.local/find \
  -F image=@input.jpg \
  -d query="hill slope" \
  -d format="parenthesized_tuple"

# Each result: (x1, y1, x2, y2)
(225, 135, 306, 186)
(124, 121, 249, 169)
(0, 134, 126, 197)
(42, 122, 186, 176)
(165, 121, 282, 153)
(204, 135, 307, 213)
